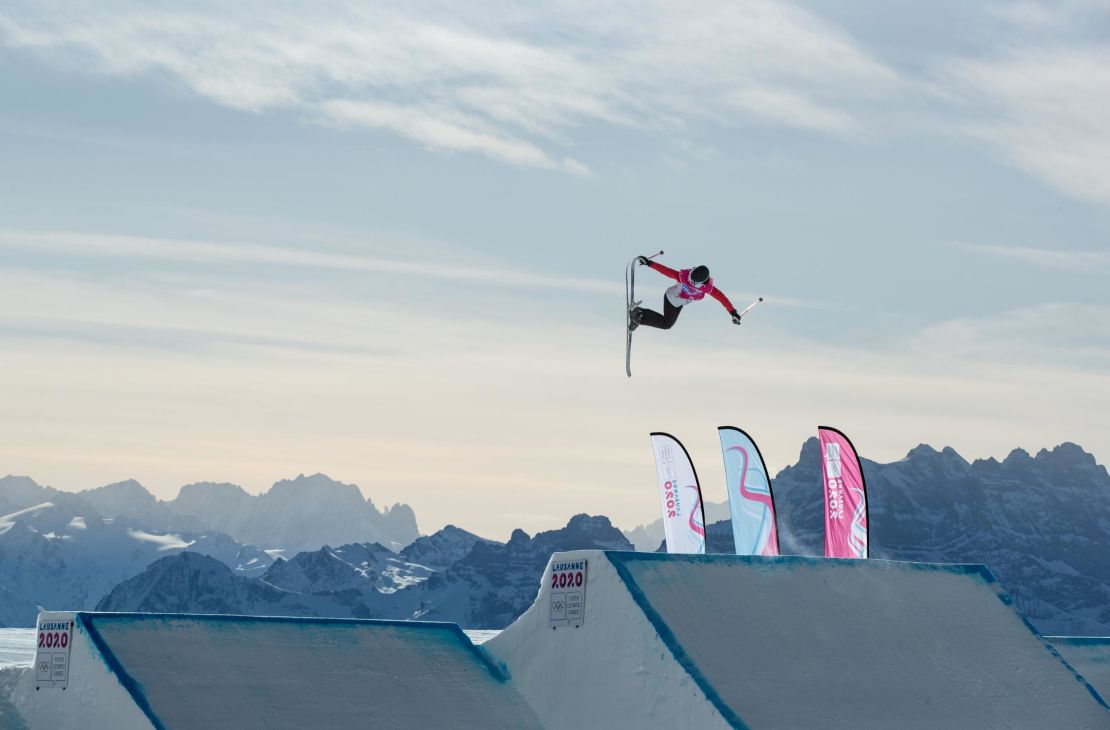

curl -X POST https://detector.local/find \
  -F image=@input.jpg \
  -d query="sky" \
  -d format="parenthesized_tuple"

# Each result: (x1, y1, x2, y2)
(1, 1, 1109, 540)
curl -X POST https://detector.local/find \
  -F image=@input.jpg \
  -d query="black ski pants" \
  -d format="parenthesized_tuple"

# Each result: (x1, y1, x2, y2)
(639, 297, 683, 329)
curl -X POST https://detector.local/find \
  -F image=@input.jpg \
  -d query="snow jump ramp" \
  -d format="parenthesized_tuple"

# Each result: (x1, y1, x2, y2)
(11, 552, 1108, 729)
(484, 551, 1109, 729)
(11, 613, 542, 730)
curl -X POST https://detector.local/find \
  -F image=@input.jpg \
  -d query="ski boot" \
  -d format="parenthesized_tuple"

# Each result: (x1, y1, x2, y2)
(628, 307, 644, 332)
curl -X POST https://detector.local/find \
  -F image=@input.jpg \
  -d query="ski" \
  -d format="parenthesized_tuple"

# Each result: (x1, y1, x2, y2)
(626, 250, 663, 378)
(625, 258, 636, 378)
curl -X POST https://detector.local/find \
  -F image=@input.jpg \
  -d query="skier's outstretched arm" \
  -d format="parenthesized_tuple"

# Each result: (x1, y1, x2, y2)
(639, 258, 680, 281)
(711, 288, 744, 325)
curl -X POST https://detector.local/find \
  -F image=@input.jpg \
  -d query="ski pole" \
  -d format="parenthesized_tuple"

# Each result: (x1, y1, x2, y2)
(736, 297, 763, 318)
(640, 250, 664, 265)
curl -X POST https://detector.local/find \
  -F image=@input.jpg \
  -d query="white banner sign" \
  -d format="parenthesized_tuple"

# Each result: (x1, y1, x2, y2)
(35, 612, 74, 690)
(549, 559, 587, 629)
(650, 433, 706, 554)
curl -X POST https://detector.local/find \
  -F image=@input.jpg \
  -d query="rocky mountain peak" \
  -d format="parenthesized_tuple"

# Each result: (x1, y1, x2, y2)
(400, 525, 492, 570)
(0, 475, 51, 508)
(82, 479, 155, 508)
(176, 482, 251, 500)
(940, 446, 968, 463)
(775, 437, 822, 483)
(1035, 443, 1101, 472)
(1003, 448, 1034, 465)
(268, 473, 364, 502)
(906, 443, 940, 459)
(798, 436, 821, 463)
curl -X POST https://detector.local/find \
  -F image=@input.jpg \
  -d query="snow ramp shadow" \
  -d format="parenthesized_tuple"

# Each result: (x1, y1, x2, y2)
(484, 550, 1109, 729)
(13, 613, 541, 730)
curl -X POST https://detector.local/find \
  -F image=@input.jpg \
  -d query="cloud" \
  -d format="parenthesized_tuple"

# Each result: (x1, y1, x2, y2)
(909, 302, 1110, 368)
(0, 1, 897, 171)
(728, 86, 859, 134)
(988, 1, 1109, 33)
(0, 314, 389, 358)
(320, 100, 588, 174)
(956, 242, 1110, 272)
(0, 228, 836, 312)
(0, 229, 618, 294)
(942, 41, 1110, 203)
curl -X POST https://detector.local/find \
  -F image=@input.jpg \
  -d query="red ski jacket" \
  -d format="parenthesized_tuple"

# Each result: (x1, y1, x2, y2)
(647, 261, 735, 312)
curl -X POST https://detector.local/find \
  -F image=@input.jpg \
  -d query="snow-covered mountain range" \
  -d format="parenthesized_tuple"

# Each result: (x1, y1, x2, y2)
(98, 515, 632, 628)
(0, 473, 417, 626)
(81, 473, 418, 553)
(169, 474, 418, 553)
(0, 484, 273, 626)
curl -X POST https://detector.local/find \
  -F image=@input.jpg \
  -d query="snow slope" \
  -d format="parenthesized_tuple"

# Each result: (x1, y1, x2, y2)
(0, 629, 32, 670)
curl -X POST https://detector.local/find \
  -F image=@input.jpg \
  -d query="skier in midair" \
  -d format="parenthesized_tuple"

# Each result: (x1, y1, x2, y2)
(629, 257, 744, 331)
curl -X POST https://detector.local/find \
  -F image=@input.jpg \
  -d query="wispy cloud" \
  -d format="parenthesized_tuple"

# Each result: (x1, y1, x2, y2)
(955, 242, 1110, 272)
(988, 1, 1109, 33)
(0, 229, 838, 313)
(941, 18, 1110, 203)
(728, 86, 859, 135)
(0, 314, 389, 358)
(0, 229, 618, 294)
(909, 302, 1110, 368)
(320, 100, 589, 175)
(0, 1, 897, 171)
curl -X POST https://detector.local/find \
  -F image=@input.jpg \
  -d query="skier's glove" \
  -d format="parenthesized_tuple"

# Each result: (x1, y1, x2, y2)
(636, 255, 653, 267)
(730, 310, 743, 325)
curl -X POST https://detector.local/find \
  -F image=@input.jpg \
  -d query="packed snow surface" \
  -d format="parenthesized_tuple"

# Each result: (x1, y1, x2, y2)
(0, 629, 33, 669)
(11, 614, 539, 730)
(461, 629, 500, 645)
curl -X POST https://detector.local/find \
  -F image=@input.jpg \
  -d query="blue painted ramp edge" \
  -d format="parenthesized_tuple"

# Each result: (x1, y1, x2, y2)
(604, 553, 752, 730)
(604, 551, 1110, 725)
(78, 612, 513, 730)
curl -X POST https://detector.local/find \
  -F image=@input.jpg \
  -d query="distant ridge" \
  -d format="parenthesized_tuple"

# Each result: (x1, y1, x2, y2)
(0, 472, 421, 553)
(96, 514, 634, 628)
(169, 473, 419, 552)
(0, 472, 421, 627)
